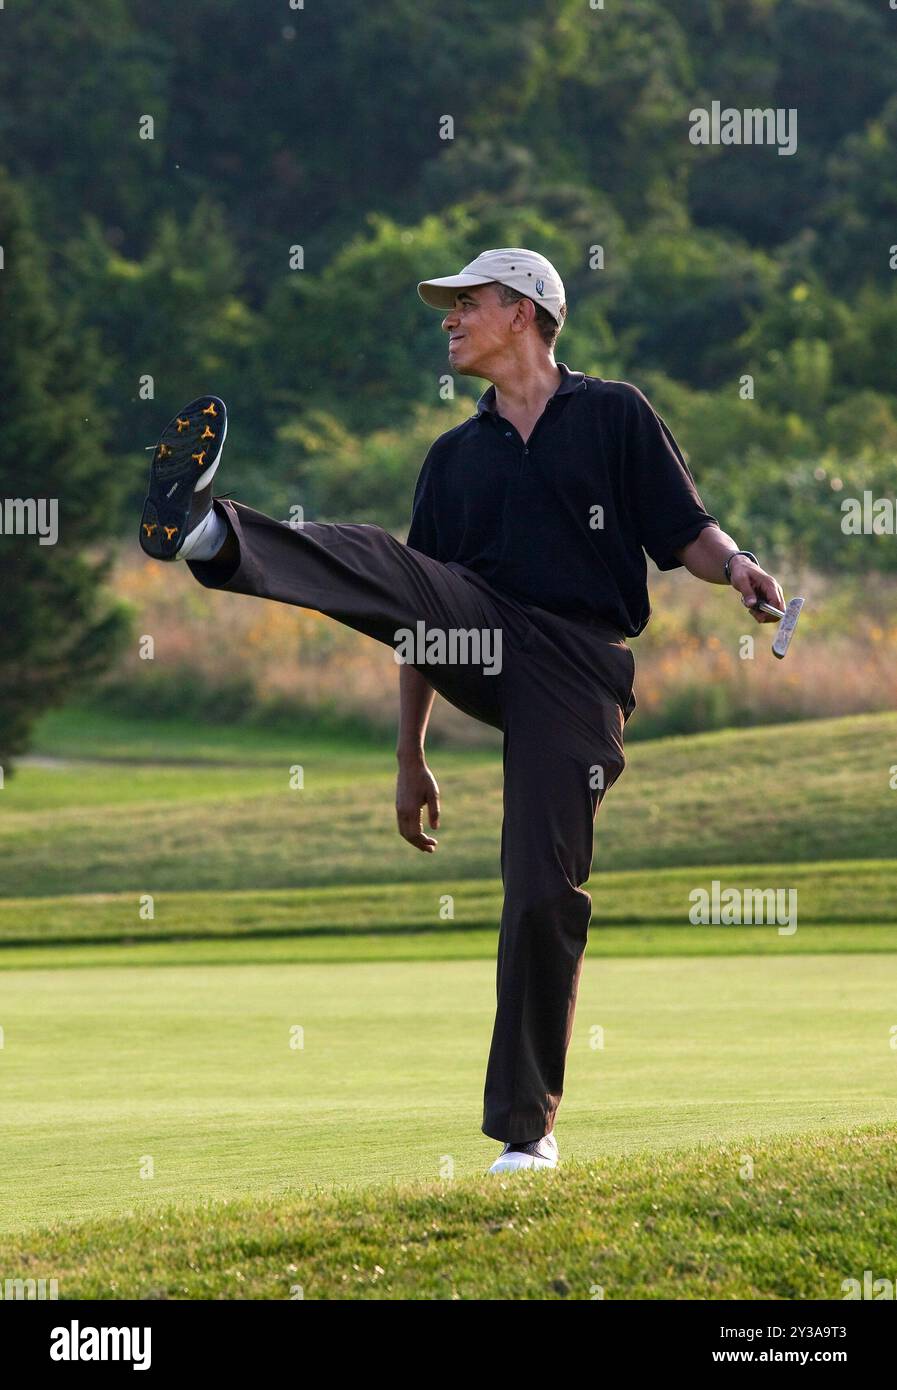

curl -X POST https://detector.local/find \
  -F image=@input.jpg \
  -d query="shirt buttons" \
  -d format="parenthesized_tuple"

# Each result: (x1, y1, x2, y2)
(505, 431, 513, 438)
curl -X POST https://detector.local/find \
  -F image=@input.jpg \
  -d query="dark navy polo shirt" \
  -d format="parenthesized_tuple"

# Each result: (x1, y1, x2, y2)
(405, 362, 717, 637)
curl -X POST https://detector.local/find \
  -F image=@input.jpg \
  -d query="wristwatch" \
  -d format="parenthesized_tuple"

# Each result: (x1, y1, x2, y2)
(723, 549, 758, 584)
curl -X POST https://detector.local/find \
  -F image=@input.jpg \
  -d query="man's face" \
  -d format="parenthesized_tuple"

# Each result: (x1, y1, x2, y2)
(442, 284, 518, 376)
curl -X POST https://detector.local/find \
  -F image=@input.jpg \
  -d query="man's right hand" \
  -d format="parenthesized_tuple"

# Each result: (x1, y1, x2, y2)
(395, 757, 440, 852)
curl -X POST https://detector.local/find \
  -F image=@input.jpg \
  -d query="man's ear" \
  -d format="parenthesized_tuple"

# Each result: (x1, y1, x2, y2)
(512, 297, 536, 333)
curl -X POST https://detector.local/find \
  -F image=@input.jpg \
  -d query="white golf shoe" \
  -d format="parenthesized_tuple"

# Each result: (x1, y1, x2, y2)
(488, 1132, 559, 1174)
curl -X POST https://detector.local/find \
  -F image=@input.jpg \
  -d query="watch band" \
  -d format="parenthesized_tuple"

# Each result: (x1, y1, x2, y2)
(724, 549, 758, 584)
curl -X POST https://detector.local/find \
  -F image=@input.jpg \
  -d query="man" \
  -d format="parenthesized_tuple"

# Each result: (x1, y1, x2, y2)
(139, 247, 785, 1173)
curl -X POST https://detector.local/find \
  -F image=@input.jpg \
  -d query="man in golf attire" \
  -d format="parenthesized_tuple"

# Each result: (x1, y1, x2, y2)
(139, 247, 785, 1173)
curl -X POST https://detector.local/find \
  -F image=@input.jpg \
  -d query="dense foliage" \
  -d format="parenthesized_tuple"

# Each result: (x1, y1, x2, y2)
(0, 172, 129, 764)
(2, 1, 896, 754)
(3, 1, 896, 547)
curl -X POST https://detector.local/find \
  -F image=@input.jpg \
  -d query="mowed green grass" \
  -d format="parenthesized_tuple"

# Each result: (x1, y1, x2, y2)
(1, 953, 895, 1238)
(1, 707, 895, 1297)
(1, 863, 896, 952)
(2, 708, 896, 897)
(2, 1126, 893, 1299)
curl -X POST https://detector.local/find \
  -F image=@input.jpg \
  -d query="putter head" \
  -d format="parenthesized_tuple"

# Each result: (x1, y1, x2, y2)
(770, 596, 804, 659)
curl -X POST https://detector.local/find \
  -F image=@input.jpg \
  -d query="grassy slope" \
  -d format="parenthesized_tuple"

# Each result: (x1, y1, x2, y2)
(2, 1126, 893, 1299)
(1, 863, 896, 950)
(2, 709, 897, 898)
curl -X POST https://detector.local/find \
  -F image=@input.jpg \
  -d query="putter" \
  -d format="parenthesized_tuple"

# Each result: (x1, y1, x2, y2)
(753, 597, 805, 659)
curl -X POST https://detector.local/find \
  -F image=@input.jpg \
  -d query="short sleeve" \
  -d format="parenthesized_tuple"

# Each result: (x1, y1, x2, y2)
(621, 385, 717, 570)
(406, 448, 441, 558)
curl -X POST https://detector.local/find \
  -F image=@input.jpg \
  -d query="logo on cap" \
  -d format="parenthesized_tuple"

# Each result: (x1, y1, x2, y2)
(536, 279, 545, 295)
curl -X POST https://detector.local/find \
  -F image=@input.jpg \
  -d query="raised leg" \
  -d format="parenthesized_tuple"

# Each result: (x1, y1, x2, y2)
(186, 498, 516, 729)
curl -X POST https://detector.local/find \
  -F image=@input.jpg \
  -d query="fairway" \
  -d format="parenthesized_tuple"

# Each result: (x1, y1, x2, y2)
(1, 949, 894, 1235)
(2, 709, 896, 1298)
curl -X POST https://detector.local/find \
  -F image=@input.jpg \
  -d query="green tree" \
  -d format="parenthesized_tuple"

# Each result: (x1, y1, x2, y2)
(62, 201, 259, 519)
(0, 0, 168, 245)
(0, 171, 129, 767)
(272, 398, 474, 528)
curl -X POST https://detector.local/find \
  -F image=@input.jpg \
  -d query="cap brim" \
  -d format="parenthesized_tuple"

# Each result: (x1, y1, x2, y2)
(417, 274, 494, 311)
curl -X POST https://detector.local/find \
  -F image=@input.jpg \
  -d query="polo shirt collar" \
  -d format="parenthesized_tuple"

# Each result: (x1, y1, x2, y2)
(475, 361, 585, 416)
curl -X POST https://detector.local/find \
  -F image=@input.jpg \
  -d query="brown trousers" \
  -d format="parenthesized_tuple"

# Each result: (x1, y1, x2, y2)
(188, 500, 636, 1142)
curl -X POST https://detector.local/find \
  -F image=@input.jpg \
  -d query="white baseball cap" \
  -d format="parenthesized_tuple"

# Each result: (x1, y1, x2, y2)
(417, 247, 566, 327)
